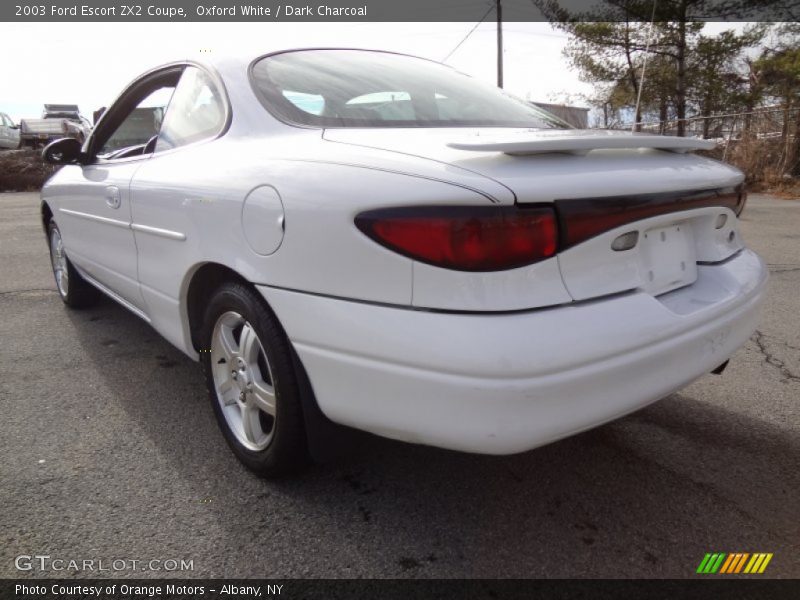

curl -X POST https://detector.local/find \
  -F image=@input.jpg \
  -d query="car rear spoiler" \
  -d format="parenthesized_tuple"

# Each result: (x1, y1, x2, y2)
(446, 131, 717, 156)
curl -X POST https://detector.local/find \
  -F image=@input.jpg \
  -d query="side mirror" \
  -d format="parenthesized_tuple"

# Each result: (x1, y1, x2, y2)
(10, 124, 19, 130)
(42, 137, 84, 165)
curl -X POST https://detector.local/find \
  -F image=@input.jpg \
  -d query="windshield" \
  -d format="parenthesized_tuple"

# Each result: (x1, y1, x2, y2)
(251, 50, 570, 129)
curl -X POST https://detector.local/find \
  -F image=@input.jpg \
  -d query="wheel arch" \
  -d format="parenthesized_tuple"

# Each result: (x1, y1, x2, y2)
(181, 261, 357, 462)
(41, 200, 53, 236)
(182, 261, 251, 354)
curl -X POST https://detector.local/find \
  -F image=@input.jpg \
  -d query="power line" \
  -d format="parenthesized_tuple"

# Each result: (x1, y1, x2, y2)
(441, 3, 496, 63)
(632, 0, 658, 132)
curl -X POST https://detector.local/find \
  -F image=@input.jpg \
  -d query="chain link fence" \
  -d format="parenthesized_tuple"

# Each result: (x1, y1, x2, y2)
(613, 107, 800, 185)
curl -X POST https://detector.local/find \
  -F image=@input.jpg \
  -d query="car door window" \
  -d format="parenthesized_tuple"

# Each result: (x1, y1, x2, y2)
(155, 67, 225, 153)
(99, 86, 174, 156)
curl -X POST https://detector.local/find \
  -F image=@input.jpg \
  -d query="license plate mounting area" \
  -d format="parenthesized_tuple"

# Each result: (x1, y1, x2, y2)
(639, 223, 697, 295)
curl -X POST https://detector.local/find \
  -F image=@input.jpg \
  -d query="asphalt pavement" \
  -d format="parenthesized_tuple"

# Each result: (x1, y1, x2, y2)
(1, 191, 798, 578)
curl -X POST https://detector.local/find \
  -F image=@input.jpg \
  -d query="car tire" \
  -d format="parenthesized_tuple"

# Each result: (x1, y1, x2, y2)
(200, 282, 308, 477)
(48, 219, 99, 308)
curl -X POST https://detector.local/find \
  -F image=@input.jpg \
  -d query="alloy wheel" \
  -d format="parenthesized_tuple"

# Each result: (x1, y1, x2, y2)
(49, 228, 69, 298)
(210, 311, 277, 451)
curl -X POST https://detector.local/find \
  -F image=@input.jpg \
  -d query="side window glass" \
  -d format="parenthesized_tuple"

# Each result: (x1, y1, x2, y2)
(155, 67, 225, 152)
(100, 87, 173, 155)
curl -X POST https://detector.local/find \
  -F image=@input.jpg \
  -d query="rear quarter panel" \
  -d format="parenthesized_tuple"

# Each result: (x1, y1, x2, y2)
(128, 137, 518, 354)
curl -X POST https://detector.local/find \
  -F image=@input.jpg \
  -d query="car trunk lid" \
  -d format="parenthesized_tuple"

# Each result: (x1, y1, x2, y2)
(324, 128, 745, 305)
(323, 127, 741, 203)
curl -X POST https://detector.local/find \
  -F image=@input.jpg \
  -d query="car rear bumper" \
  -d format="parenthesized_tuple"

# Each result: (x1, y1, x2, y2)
(258, 249, 767, 454)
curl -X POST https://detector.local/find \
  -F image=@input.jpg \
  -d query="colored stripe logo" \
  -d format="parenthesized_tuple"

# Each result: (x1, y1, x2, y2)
(696, 553, 773, 574)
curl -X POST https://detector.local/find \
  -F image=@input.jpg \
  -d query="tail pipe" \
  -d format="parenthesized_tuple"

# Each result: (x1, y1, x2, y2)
(711, 360, 730, 375)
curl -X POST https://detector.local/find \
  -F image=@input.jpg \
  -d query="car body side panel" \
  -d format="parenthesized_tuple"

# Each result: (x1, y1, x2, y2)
(41, 160, 146, 309)
(129, 137, 546, 356)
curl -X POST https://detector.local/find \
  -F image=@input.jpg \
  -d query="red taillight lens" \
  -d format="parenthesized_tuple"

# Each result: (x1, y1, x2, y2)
(355, 206, 557, 271)
(554, 186, 743, 249)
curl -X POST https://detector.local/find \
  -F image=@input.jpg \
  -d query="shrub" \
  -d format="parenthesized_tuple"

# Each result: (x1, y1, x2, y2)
(0, 149, 61, 192)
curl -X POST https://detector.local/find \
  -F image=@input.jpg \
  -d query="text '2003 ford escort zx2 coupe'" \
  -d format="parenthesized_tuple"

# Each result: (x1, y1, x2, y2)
(41, 49, 767, 476)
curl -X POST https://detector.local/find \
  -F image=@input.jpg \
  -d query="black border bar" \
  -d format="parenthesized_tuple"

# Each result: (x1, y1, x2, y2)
(3, 0, 797, 22)
(3, 579, 800, 600)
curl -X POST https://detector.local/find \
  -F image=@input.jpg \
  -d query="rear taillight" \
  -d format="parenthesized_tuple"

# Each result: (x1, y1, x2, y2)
(355, 205, 557, 271)
(554, 186, 743, 249)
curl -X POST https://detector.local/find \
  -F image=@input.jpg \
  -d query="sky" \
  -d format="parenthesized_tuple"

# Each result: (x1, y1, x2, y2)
(0, 21, 744, 123)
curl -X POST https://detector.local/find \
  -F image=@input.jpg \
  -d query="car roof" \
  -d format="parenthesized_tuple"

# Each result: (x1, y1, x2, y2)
(161, 47, 433, 75)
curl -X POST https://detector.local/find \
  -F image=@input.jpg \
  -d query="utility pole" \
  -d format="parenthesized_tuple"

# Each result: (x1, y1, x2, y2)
(496, 0, 503, 88)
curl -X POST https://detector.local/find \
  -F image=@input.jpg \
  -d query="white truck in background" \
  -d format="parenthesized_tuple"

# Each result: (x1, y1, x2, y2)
(20, 104, 91, 148)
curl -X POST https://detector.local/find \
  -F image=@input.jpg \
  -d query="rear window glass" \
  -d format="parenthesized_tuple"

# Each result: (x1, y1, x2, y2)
(251, 50, 570, 129)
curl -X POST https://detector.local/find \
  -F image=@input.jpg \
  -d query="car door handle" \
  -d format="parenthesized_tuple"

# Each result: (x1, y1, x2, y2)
(105, 186, 121, 209)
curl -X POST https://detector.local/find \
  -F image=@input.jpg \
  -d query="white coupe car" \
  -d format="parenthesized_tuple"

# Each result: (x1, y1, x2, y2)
(41, 49, 767, 476)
